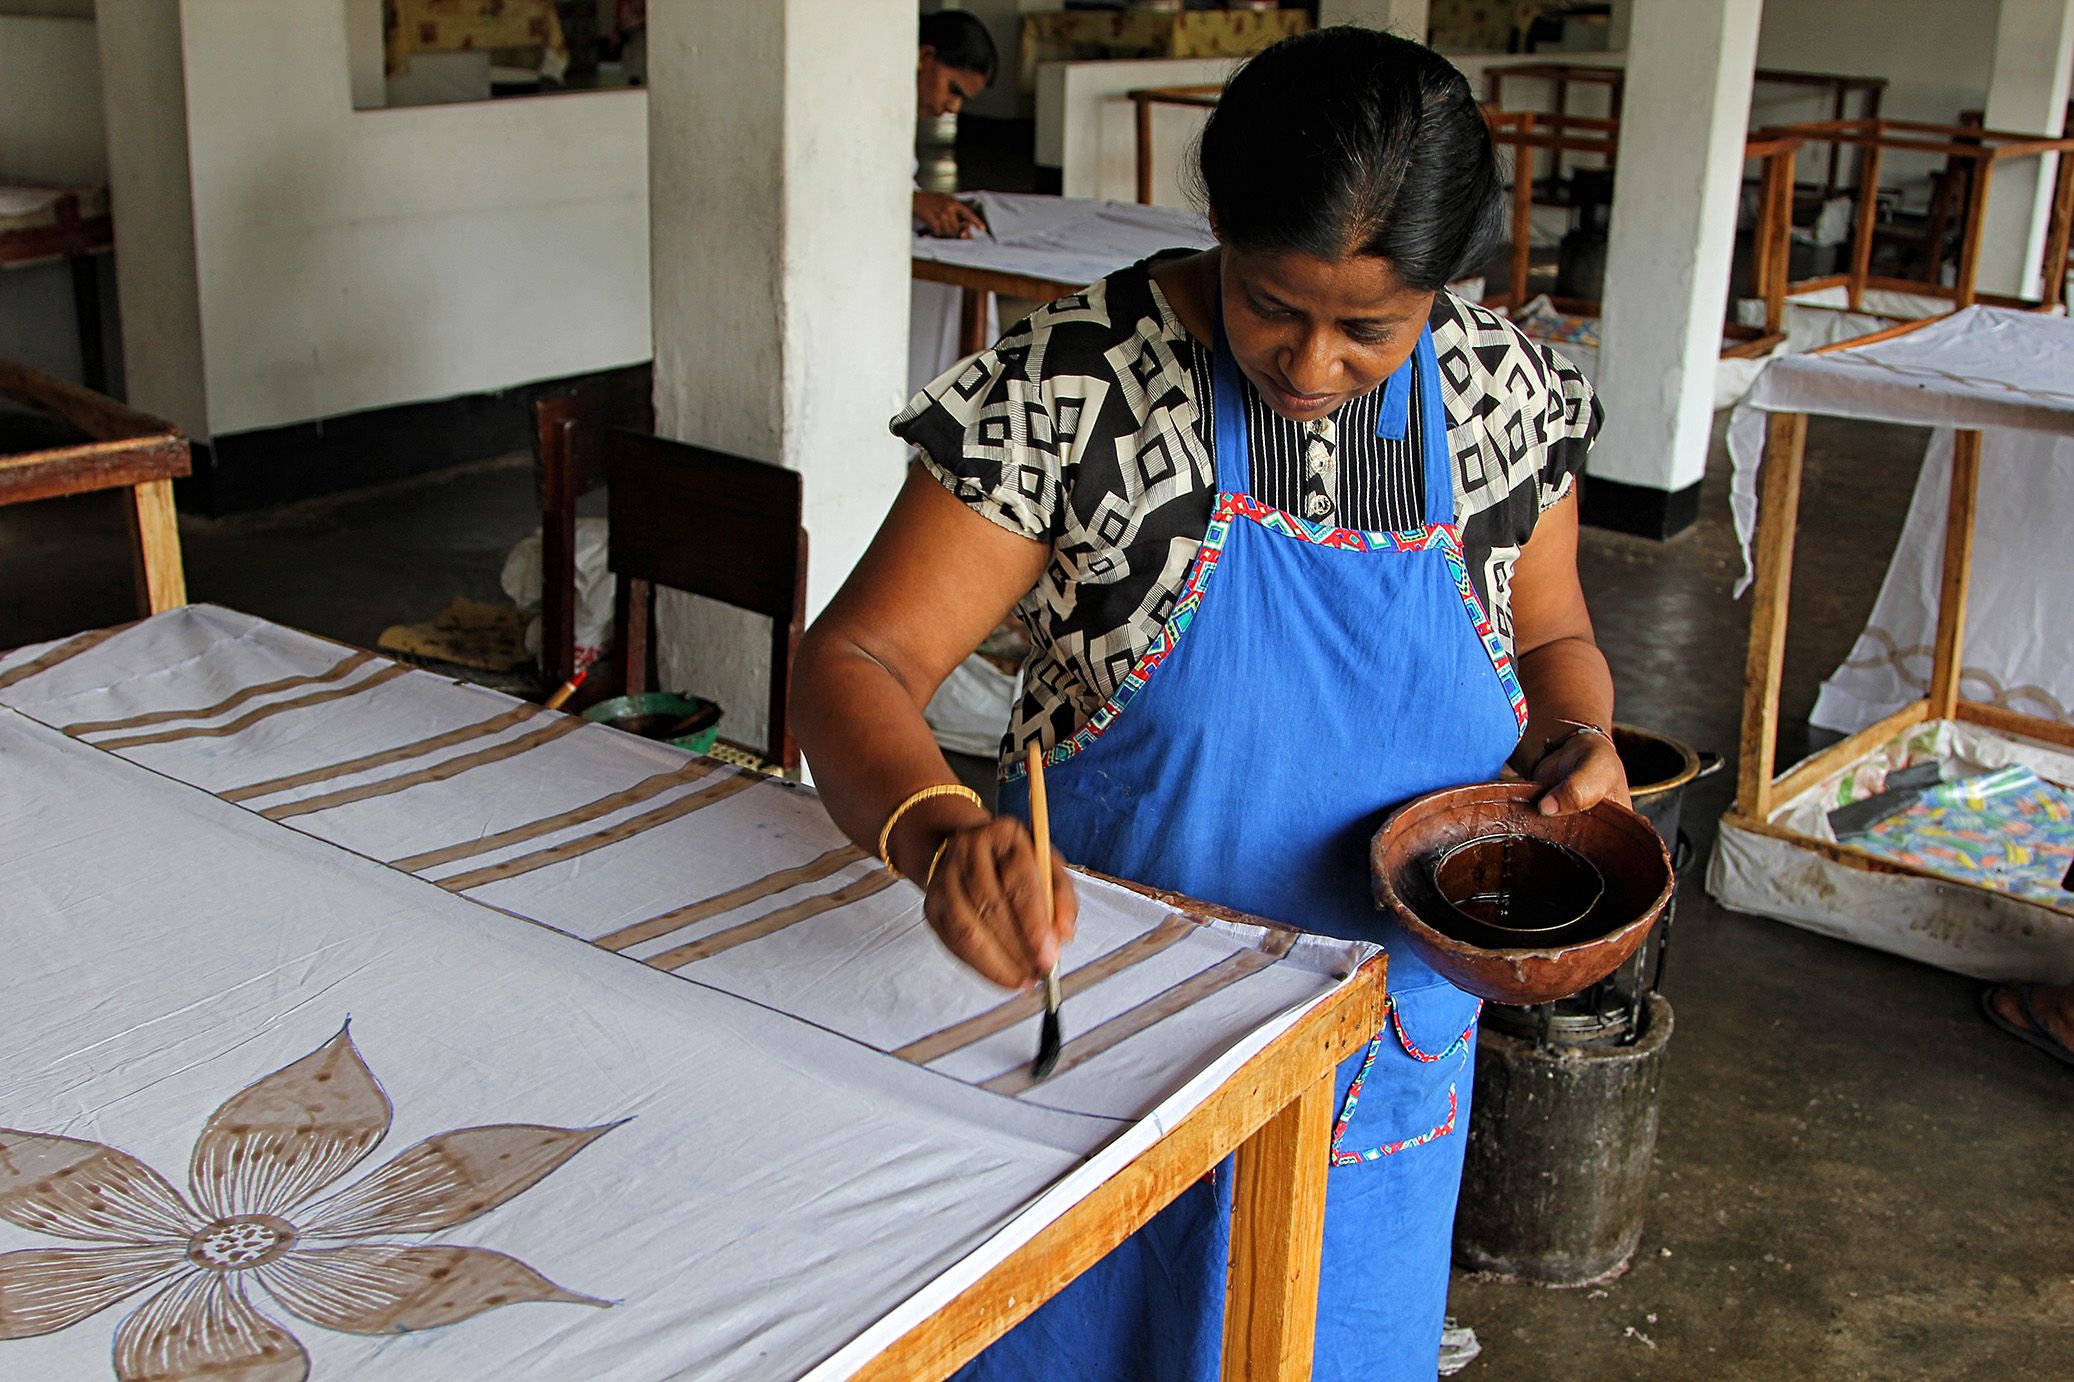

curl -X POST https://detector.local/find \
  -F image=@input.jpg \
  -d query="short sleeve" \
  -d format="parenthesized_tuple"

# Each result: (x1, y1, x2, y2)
(1534, 342, 1602, 514)
(890, 318, 1064, 546)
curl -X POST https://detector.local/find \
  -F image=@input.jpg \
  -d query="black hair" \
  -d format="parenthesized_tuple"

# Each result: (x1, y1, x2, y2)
(1197, 27, 1503, 291)
(919, 11, 999, 84)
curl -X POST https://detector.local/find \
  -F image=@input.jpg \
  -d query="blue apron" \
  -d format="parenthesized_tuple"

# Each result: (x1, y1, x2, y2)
(973, 317, 1528, 1382)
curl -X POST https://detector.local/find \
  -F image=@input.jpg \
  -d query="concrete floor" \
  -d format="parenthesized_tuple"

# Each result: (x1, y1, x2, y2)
(3, 413, 2068, 1378)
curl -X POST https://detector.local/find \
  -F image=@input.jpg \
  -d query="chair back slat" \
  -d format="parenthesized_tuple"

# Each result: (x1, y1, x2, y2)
(605, 431, 804, 621)
(601, 427, 806, 771)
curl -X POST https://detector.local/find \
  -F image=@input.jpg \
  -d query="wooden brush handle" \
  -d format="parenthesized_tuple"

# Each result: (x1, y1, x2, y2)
(1026, 744, 1054, 922)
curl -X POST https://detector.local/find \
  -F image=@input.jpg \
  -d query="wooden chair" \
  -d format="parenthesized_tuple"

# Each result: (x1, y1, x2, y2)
(532, 371, 652, 690)
(598, 425, 807, 773)
(0, 358, 189, 615)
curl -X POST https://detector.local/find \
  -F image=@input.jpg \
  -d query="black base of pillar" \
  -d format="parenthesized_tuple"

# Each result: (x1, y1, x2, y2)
(1579, 475, 1703, 541)
(178, 364, 650, 515)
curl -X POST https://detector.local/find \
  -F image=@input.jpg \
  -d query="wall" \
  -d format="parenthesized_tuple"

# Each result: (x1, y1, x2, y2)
(0, 12, 116, 386)
(1755, 0, 2000, 199)
(1050, 50, 1624, 210)
(170, 0, 649, 440)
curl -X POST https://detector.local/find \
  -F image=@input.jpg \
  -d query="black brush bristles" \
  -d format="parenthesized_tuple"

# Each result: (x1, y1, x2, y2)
(1031, 965, 1063, 1079)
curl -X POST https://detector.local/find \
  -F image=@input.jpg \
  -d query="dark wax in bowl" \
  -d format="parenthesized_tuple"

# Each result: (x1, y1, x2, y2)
(1428, 833, 1607, 947)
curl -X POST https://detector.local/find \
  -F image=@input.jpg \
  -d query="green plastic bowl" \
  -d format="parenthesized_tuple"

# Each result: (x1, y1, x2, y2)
(582, 692, 720, 753)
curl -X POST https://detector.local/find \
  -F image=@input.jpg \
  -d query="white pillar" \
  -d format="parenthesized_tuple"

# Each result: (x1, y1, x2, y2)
(1590, 0, 1762, 531)
(646, 0, 912, 747)
(1979, 0, 2074, 301)
(96, 1, 209, 435)
(1319, 0, 1430, 39)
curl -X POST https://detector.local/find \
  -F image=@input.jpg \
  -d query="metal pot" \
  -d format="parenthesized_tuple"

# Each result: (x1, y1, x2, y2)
(1612, 723, 1720, 851)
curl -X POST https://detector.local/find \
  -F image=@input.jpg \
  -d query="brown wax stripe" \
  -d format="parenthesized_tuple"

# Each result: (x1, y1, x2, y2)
(644, 868, 900, 970)
(0, 626, 123, 693)
(895, 916, 1199, 1065)
(391, 758, 719, 873)
(222, 701, 541, 803)
(260, 715, 585, 821)
(433, 771, 762, 893)
(595, 843, 868, 952)
(981, 931, 1299, 1097)
(92, 664, 410, 751)
(62, 650, 374, 736)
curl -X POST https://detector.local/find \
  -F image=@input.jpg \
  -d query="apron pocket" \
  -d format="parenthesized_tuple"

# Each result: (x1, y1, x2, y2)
(1328, 989, 1480, 1168)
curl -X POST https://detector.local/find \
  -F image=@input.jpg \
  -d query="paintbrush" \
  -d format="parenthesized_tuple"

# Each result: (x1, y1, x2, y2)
(1028, 743, 1063, 1080)
(543, 667, 587, 712)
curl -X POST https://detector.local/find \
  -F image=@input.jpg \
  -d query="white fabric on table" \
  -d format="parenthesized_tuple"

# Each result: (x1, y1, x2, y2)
(0, 607, 1372, 1380)
(907, 192, 1214, 398)
(911, 192, 1214, 297)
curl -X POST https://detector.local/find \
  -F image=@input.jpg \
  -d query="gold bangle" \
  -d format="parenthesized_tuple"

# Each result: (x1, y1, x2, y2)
(924, 838, 953, 889)
(878, 783, 984, 876)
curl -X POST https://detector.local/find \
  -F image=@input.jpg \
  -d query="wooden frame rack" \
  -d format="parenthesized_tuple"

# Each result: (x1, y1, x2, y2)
(1485, 63, 1885, 201)
(1758, 117, 2074, 317)
(0, 359, 189, 615)
(1124, 84, 1800, 359)
(1724, 318, 2074, 882)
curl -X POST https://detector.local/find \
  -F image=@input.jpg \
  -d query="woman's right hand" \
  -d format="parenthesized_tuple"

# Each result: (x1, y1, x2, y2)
(913, 190, 986, 239)
(923, 817, 1078, 989)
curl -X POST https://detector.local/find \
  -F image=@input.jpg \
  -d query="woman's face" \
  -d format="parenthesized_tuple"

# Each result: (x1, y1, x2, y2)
(1217, 247, 1435, 423)
(917, 49, 988, 119)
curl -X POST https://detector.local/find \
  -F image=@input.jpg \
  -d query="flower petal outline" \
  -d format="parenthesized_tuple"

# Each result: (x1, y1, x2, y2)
(299, 1122, 620, 1239)
(0, 1244, 185, 1339)
(261, 1242, 608, 1335)
(113, 1270, 307, 1382)
(189, 1025, 392, 1221)
(0, 1131, 197, 1243)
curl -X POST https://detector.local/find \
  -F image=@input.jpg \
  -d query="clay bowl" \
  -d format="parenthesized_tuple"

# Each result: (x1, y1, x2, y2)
(1371, 781, 1674, 1006)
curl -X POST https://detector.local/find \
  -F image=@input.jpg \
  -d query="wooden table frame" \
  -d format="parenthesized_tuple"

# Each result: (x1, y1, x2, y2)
(1481, 110, 1801, 354)
(1724, 318, 2074, 880)
(0, 359, 190, 614)
(911, 257, 1087, 361)
(1756, 117, 2074, 318)
(1123, 85, 1798, 359)
(1484, 64, 1885, 202)
(857, 875, 1386, 1381)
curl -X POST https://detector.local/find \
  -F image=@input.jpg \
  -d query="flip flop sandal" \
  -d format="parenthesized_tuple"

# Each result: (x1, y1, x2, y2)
(1979, 983, 2074, 1070)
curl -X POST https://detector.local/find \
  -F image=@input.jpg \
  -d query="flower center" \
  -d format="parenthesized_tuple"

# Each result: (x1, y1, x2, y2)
(185, 1214, 298, 1271)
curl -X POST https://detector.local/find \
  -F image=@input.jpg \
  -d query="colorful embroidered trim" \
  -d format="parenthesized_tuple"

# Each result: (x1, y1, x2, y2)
(1391, 996, 1482, 1063)
(1327, 1034, 1465, 1167)
(1000, 489, 1528, 784)
(1220, 495, 1528, 730)
(1001, 501, 1234, 783)
(1325, 995, 1483, 1166)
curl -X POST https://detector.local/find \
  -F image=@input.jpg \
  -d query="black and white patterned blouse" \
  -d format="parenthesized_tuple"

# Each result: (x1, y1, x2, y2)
(891, 255, 1601, 763)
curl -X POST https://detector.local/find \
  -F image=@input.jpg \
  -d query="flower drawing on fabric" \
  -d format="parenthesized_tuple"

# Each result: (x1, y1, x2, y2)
(0, 1024, 619, 1380)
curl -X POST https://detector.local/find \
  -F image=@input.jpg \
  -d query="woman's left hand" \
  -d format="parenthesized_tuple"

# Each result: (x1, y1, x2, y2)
(1529, 730, 1631, 815)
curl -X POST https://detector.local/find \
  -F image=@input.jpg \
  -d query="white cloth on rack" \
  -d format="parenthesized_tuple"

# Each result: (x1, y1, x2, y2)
(1808, 428, 2074, 733)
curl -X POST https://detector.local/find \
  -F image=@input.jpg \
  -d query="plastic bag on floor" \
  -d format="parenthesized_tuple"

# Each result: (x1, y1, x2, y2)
(500, 517, 615, 673)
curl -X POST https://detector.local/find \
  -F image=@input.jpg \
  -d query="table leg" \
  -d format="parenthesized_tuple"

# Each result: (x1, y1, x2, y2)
(70, 252, 108, 396)
(1736, 411, 1807, 821)
(126, 478, 188, 614)
(957, 286, 990, 359)
(1927, 428, 1981, 719)
(1221, 1069, 1332, 1382)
